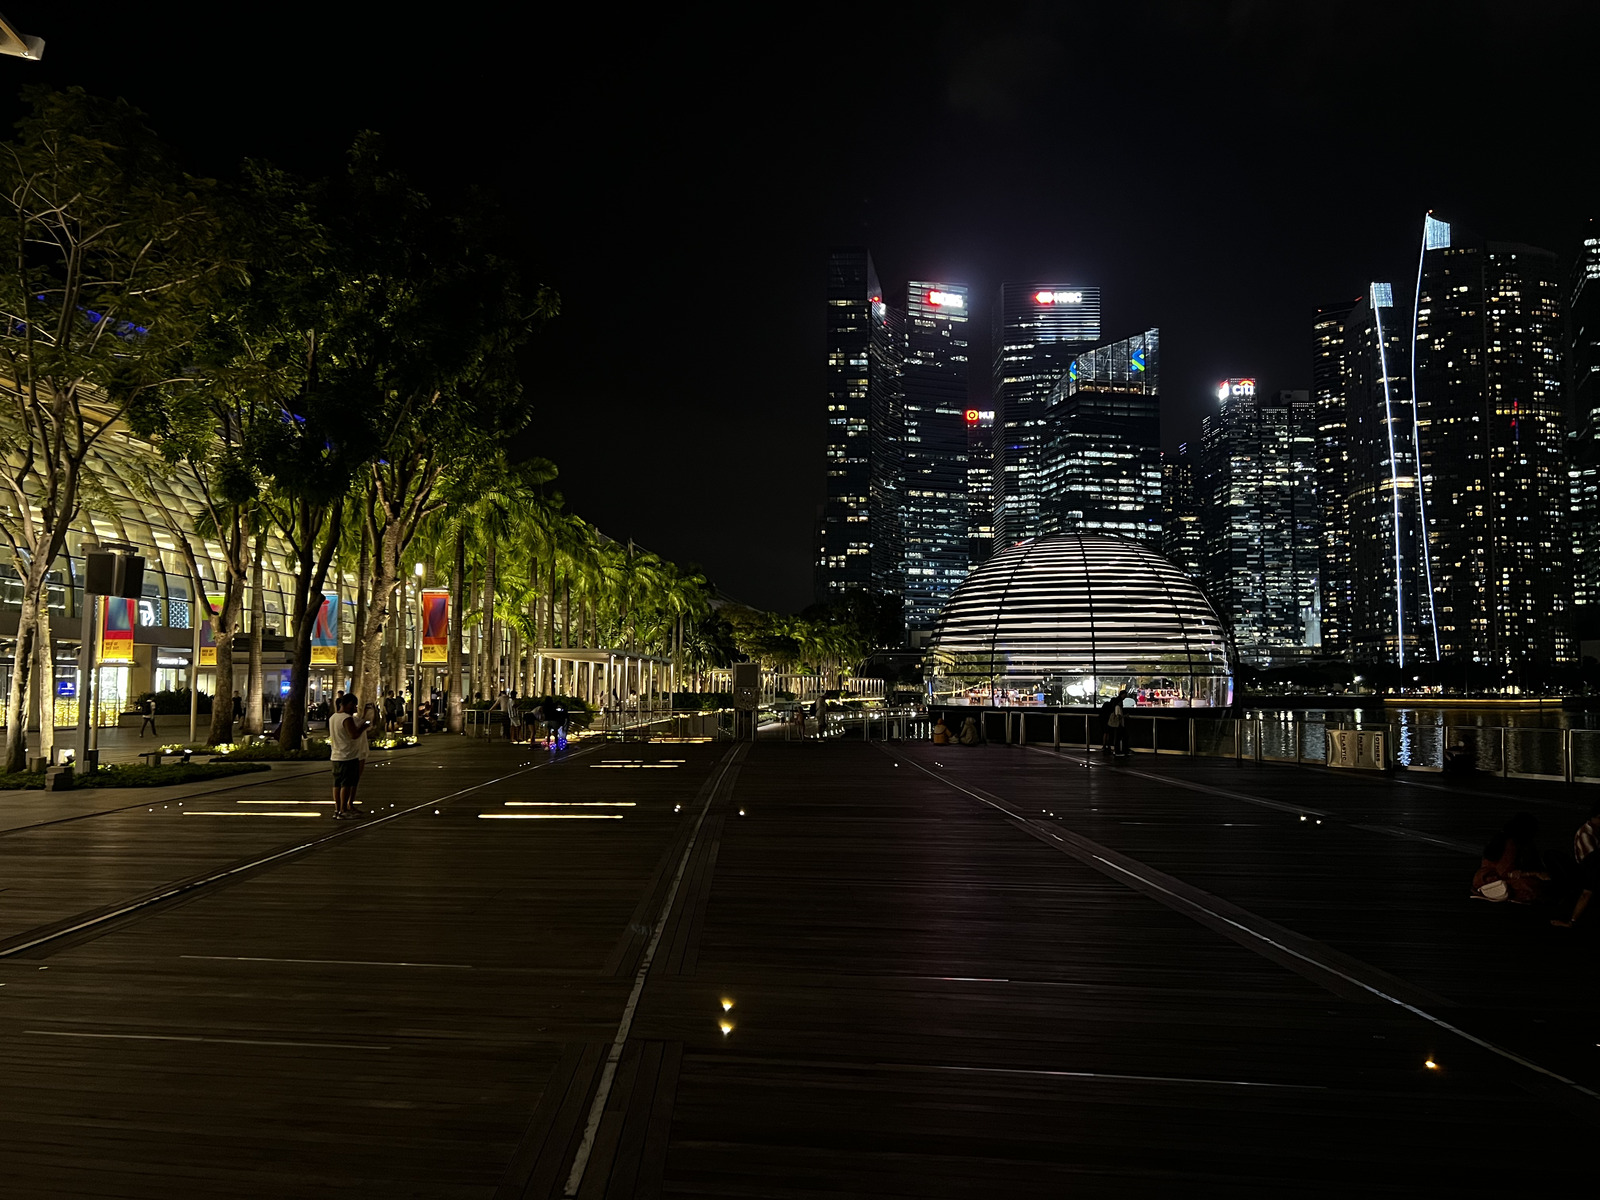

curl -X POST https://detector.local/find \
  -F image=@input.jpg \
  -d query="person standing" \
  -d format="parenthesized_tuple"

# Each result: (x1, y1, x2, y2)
(138, 695, 158, 738)
(351, 699, 375, 811)
(1106, 688, 1130, 757)
(329, 693, 374, 820)
(550, 696, 568, 749)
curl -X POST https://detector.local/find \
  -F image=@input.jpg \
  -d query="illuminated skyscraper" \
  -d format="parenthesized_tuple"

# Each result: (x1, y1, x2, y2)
(964, 404, 995, 566)
(1338, 284, 1434, 665)
(1412, 215, 1570, 668)
(1202, 382, 1321, 662)
(1040, 329, 1161, 543)
(1570, 227, 1600, 625)
(1162, 443, 1203, 581)
(815, 249, 903, 604)
(1312, 299, 1356, 651)
(901, 281, 971, 635)
(992, 284, 1101, 546)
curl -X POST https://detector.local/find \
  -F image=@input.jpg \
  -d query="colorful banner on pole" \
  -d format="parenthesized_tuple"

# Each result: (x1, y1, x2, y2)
(311, 591, 340, 664)
(197, 593, 224, 666)
(421, 588, 449, 664)
(100, 596, 135, 663)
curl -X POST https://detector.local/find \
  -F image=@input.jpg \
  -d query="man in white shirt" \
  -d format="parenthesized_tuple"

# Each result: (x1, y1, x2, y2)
(330, 693, 375, 819)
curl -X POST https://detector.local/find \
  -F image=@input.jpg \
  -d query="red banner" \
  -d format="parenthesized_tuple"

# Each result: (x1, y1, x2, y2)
(421, 589, 449, 663)
(100, 596, 135, 663)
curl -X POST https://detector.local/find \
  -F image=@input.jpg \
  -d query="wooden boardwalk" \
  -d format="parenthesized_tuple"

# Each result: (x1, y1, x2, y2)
(0, 737, 1595, 1196)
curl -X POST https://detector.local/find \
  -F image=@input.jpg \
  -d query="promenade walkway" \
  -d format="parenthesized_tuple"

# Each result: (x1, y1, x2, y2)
(0, 736, 1594, 1196)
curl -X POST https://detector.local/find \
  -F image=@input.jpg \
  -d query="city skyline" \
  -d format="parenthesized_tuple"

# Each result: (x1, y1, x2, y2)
(826, 207, 1582, 675)
(2, 4, 1594, 612)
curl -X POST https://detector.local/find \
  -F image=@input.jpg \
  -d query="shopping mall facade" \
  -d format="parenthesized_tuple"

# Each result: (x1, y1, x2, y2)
(1, 432, 356, 729)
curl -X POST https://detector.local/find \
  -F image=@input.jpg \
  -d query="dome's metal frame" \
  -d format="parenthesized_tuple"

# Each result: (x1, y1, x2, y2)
(926, 534, 1232, 709)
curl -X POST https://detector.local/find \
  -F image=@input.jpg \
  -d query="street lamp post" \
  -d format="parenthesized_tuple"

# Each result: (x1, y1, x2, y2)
(412, 561, 424, 739)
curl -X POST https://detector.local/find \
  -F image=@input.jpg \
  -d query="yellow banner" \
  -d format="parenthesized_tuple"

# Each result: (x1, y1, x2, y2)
(198, 593, 224, 666)
(99, 596, 135, 663)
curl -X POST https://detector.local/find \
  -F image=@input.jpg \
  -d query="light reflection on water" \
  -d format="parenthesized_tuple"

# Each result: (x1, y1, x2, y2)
(1242, 705, 1600, 776)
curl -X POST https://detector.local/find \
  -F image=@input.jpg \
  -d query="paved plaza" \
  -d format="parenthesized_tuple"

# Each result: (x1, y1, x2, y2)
(0, 733, 1596, 1196)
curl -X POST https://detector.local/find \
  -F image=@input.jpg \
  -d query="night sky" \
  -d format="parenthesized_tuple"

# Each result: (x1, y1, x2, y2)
(7, 2, 1596, 611)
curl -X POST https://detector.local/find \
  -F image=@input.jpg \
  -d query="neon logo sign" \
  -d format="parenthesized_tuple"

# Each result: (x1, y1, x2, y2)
(1035, 290, 1083, 305)
(963, 409, 995, 424)
(927, 290, 965, 309)
(1216, 378, 1256, 401)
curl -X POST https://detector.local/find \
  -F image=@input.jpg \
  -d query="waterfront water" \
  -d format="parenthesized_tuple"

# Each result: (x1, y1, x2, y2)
(1241, 704, 1600, 777)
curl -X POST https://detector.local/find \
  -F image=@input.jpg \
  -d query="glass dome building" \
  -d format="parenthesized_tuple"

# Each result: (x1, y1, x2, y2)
(926, 534, 1232, 708)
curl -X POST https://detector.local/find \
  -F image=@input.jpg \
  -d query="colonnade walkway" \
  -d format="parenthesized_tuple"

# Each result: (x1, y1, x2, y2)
(0, 735, 1595, 1196)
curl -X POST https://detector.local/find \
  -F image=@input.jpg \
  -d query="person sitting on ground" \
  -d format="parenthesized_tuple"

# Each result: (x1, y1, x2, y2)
(1551, 801, 1600, 928)
(932, 715, 952, 745)
(1472, 812, 1550, 904)
(959, 715, 980, 746)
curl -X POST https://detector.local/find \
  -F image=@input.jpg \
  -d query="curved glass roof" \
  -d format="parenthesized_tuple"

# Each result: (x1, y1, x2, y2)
(927, 534, 1232, 708)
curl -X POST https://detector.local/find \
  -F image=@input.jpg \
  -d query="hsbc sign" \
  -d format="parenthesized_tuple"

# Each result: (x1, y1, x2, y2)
(1034, 290, 1083, 305)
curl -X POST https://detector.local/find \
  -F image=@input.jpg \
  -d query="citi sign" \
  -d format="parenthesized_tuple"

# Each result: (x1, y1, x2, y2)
(1217, 378, 1257, 401)
(1034, 290, 1083, 305)
(927, 290, 965, 309)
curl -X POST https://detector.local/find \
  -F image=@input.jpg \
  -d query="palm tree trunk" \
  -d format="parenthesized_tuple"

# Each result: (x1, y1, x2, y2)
(244, 533, 265, 734)
(484, 537, 499, 697)
(545, 554, 557, 695)
(448, 526, 465, 733)
(468, 567, 481, 702)
(32, 599, 53, 764)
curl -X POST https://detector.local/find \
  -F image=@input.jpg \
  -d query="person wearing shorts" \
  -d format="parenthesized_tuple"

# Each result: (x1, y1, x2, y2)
(330, 693, 373, 819)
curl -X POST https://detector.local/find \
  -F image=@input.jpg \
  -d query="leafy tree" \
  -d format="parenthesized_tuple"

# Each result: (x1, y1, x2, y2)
(0, 88, 230, 771)
(324, 142, 554, 708)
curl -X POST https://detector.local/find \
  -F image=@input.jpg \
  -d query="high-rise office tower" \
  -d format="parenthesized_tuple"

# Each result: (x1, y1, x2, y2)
(1261, 389, 1321, 653)
(1162, 443, 1203, 581)
(1203, 383, 1319, 664)
(901, 281, 971, 635)
(816, 249, 903, 604)
(1312, 299, 1356, 652)
(964, 403, 995, 566)
(1412, 215, 1570, 669)
(1570, 225, 1600, 625)
(992, 284, 1101, 547)
(1337, 284, 1435, 665)
(1040, 329, 1161, 544)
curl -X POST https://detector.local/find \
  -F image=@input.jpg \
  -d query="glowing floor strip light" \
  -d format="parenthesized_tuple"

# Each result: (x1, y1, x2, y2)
(238, 799, 333, 805)
(504, 801, 636, 807)
(183, 811, 322, 818)
(478, 813, 623, 820)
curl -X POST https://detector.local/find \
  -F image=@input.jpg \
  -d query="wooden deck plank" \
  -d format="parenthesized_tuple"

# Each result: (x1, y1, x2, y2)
(0, 736, 1593, 1196)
